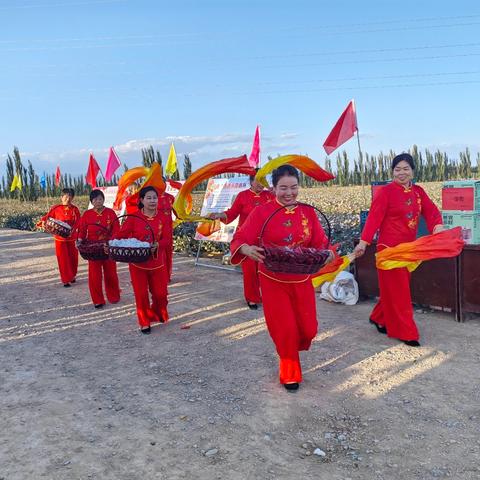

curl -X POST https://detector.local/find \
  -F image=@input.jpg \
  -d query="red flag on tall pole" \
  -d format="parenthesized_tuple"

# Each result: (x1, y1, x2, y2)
(86, 153, 101, 189)
(104, 147, 121, 182)
(248, 125, 261, 167)
(55, 166, 61, 186)
(323, 100, 358, 155)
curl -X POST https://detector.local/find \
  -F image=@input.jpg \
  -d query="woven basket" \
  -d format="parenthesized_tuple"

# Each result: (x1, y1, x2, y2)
(44, 217, 72, 238)
(77, 223, 111, 261)
(260, 203, 332, 274)
(108, 214, 154, 264)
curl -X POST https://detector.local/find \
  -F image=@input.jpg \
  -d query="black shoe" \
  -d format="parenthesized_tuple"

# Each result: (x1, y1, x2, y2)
(63, 283, 71, 288)
(247, 302, 258, 310)
(94, 304, 105, 309)
(71, 278, 76, 284)
(369, 318, 387, 334)
(284, 382, 299, 392)
(141, 327, 151, 335)
(403, 340, 421, 347)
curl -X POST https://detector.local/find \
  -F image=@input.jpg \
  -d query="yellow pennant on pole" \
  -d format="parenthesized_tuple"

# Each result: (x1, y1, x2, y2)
(10, 173, 22, 191)
(165, 143, 177, 177)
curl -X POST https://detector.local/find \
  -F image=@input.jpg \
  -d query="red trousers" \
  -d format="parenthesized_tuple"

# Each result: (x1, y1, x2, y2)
(54, 239, 78, 284)
(370, 266, 419, 341)
(242, 258, 261, 304)
(166, 245, 173, 281)
(128, 264, 169, 328)
(259, 274, 318, 384)
(88, 260, 120, 305)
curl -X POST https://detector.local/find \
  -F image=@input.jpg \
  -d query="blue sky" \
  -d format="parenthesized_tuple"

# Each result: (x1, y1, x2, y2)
(1, 0, 479, 177)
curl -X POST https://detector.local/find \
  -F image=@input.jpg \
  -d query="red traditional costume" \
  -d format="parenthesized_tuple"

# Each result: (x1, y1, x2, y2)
(361, 182, 443, 341)
(116, 210, 170, 329)
(158, 192, 175, 280)
(40, 204, 80, 285)
(224, 188, 275, 304)
(78, 207, 121, 306)
(230, 200, 329, 385)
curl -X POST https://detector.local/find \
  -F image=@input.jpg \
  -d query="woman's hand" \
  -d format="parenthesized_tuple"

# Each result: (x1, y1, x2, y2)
(240, 245, 265, 263)
(433, 224, 445, 234)
(207, 212, 225, 220)
(151, 242, 159, 254)
(353, 240, 368, 258)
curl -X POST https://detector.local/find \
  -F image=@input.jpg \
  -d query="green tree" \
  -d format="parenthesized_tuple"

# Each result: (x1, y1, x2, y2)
(183, 154, 192, 180)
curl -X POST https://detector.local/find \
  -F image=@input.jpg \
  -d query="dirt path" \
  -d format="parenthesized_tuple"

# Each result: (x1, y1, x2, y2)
(1, 228, 479, 480)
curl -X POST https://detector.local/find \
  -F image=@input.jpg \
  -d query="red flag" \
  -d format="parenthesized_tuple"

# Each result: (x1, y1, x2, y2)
(55, 166, 61, 186)
(86, 153, 101, 189)
(248, 125, 260, 167)
(323, 100, 358, 155)
(104, 147, 121, 182)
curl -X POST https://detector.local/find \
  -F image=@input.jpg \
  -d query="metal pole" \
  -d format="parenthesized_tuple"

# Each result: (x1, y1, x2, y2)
(356, 129, 368, 209)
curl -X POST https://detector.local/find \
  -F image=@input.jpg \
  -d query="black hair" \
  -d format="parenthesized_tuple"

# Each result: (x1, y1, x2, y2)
(89, 189, 105, 202)
(138, 186, 158, 209)
(391, 153, 415, 171)
(61, 188, 75, 198)
(271, 165, 299, 187)
(249, 168, 260, 183)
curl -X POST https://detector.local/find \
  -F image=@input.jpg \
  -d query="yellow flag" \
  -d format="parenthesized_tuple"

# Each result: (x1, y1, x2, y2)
(165, 143, 177, 176)
(10, 173, 22, 191)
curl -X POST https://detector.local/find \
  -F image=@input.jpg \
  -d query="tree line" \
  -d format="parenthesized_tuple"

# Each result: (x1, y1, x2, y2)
(1, 144, 479, 200)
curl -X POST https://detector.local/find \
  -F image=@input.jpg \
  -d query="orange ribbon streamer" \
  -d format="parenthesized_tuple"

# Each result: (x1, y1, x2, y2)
(255, 154, 334, 187)
(173, 154, 255, 222)
(376, 227, 465, 272)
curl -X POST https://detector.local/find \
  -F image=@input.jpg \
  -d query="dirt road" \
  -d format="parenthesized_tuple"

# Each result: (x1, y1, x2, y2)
(1, 228, 479, 479)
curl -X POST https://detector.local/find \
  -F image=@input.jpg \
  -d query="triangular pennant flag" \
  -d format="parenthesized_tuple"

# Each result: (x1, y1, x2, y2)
(165, 143, 177, 177)
(55, 166, 61, 186)
(105, 147, 121, 182)
(86, 153, 101, 188)
(40, 172, 46, 190)
(10, 173, 22, 191)
(248, 125, 261, 167)
(323, 100, 358, 155)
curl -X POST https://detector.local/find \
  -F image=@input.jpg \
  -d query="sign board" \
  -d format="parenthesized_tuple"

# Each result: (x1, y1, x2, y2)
(194, 176, 249, 243)
(88, 186, 125, 215)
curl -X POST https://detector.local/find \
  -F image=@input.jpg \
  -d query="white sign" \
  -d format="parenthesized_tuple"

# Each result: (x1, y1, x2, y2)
(195, 176, 250, 243)
(88, 186, 125, 216)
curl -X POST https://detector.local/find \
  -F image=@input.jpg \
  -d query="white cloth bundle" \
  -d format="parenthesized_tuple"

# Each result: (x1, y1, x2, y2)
(109, 238, 150, 248)
(48, 217, 71, 229)
(319, 271, 359, 306)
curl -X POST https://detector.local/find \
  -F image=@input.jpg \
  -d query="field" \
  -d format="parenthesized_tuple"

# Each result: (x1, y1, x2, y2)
(0, 183, 443, 253)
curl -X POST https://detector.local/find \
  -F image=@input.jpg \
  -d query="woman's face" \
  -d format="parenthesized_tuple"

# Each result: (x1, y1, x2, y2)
(142, 191, 158, 210)
(393, 160, 414, 186)
(250, 179, 264, 194)
(61, 193, 73, 205)
(273, 175, 299, 206)
(91, 195, 105, 209)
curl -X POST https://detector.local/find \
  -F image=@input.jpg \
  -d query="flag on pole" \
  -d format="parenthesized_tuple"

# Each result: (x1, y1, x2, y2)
(40, 172, 46, 190)
(55, 166, 61, 186)
(165, 143, 177, 177)
(86, 153, 101, 188)
(248, 125, 261, 168)
(323, 100, 358, 155)
(105, 147, 121, 182)
(10, 173, 22, 191)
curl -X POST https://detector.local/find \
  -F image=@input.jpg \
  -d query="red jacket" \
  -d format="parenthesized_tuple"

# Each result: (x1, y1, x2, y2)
(361, 182, 443, 247)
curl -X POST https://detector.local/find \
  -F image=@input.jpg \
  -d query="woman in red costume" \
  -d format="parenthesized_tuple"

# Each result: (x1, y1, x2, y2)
(77, 189, 121, 309)
(38, 188, 80, 287)
(115, 186, 170, 334)
(353, 153, 444, 347)
(209, 172, 275, 309)
(158, 188, 175, 281)
(230, 165, 331, 391)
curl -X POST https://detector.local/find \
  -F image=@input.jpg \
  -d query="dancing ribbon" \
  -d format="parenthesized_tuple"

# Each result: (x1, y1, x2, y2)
(376, 227, 464, 272)
(113, 163, 166, 210)
(173, 154, 255, 222)
(255, 154, 334, 187)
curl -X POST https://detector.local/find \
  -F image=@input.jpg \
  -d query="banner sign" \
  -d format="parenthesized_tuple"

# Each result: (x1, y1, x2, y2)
(88, 186, 125, 215)
(195, 176, 249, 243)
